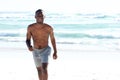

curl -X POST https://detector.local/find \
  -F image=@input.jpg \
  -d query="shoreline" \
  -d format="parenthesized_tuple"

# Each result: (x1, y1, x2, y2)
(0, 41, 119, 51)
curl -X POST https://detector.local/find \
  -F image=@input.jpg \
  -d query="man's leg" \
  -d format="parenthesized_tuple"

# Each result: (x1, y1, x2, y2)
(37, 67, 43, 80)
(42, 63, 48, 80)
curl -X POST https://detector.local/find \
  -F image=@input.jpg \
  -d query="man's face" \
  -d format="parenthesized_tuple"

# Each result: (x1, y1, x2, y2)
(35, 12, 44, 23)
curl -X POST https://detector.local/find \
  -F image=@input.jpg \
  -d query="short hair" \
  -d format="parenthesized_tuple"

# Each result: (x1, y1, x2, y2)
(35, 9, 43, 15)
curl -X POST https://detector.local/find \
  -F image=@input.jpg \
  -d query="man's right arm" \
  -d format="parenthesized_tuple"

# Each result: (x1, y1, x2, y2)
(26, 39, 32, 48)
(26, 26, 33, 51)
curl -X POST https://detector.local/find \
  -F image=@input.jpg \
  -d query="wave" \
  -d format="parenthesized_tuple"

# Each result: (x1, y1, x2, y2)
(0, 30, 119, 42)
(56, 33, 120, 39)
(0, 25, 120, 42)
(0, 12, 120, 24)
(0, 33, 19, 37)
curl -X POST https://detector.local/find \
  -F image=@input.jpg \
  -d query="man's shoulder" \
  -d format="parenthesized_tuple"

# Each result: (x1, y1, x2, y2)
(27, 23, 37, 30)
(44, 23, 53, 29)
(28, 23, 36, 27)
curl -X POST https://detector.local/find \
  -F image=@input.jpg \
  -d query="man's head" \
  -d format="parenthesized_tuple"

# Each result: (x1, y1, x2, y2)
(35, 9, 42, 15)
(35, 9, 44, 23)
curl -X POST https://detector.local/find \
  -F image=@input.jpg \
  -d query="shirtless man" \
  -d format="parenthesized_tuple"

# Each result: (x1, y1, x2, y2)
(26, 9, 57, 80)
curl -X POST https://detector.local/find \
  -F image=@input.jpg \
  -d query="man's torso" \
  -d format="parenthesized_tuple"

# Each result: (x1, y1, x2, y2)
(29, 23, 52, 49)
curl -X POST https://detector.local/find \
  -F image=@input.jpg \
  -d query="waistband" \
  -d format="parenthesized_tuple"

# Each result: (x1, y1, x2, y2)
(34, 46, 50, 51)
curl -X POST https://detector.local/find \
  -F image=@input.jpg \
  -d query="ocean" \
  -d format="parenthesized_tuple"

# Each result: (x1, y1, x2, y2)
(0, 12, 120, 50)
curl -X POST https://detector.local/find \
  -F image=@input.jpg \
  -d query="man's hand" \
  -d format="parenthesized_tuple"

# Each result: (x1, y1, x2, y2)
(53, 52, 57, 59)
(28, 46, 33, 51)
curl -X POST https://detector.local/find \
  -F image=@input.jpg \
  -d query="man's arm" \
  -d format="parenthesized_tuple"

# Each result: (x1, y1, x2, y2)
(50, 29, 57, 59)
(26, 39, 32, 48)
(26, 26, 33, 51)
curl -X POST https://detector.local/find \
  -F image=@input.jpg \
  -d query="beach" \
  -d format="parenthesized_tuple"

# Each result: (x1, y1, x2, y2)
(0, 11, 120, 80)
(0, 42, 120, 80)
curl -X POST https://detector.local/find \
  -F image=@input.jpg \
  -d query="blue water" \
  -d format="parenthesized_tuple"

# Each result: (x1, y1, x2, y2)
(0, 12, 120, 49)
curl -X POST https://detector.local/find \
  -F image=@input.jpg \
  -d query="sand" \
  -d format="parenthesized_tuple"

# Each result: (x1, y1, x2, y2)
(0, 42, 120, 80)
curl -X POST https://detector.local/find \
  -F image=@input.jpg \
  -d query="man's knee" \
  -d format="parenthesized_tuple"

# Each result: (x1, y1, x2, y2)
(42, 67, 47, 72)
(42, 63, 48, 73)
(37, 67, 42, 73)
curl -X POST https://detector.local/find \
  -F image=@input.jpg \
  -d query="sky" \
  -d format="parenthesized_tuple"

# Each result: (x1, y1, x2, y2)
(0, 0, 120, 13)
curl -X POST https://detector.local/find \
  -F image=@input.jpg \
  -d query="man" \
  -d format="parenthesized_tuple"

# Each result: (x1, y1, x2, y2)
(26, 9, 57, 80)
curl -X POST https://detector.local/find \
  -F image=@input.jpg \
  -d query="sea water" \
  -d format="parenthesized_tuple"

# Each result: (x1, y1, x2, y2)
(0, 12, 120, 50)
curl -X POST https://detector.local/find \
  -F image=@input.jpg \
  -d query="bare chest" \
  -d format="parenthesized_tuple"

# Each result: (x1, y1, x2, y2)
(31, 27, 49, 36)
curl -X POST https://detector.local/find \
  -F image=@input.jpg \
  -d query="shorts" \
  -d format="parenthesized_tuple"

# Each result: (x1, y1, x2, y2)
(32, 46, 51, 67)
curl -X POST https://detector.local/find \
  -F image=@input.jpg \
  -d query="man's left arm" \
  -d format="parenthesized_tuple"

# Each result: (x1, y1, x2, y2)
(50, 29, 57, 59)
